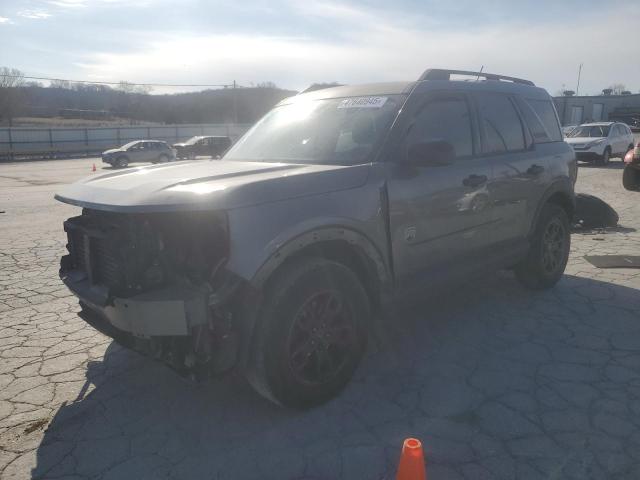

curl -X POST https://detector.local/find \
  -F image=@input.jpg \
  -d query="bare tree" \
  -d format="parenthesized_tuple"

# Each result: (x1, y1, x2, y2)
(0, 67, 26, 125)
(49, 78, 73, 89)
(117, 81, 152, 95)
(607, 83, 626, 95)
(257, 81, 278, 89)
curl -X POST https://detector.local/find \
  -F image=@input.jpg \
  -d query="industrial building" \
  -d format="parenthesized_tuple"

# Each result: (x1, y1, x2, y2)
(553, 92, 640, 127)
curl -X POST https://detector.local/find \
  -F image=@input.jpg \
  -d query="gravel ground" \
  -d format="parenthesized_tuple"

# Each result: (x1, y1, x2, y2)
(0, 157, 639, 480)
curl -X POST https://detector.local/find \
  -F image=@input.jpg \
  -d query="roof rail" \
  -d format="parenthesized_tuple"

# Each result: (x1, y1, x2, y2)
(419, 69, 535, 86)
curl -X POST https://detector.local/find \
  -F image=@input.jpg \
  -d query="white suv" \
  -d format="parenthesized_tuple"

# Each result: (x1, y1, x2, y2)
(565, 122, 635, 165)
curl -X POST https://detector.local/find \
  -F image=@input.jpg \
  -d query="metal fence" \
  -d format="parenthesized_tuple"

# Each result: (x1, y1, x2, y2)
(0, 123, 252, 160)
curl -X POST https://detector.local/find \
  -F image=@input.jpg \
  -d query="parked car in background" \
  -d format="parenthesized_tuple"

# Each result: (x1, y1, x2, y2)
(173, 136, 232, 159)
(565, 122, 635, 165)
(56, 69, 575, 408)
(562, 125, 577, 137)
(102, 140, 176, 168)
(623, 141, 640, 191)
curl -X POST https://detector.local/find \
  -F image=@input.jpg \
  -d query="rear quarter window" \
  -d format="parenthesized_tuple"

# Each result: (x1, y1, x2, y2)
(523, 98, 563, 143)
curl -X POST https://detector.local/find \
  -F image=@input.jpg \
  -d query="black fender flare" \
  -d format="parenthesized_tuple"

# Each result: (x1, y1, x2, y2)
(250, 226, 390, 290)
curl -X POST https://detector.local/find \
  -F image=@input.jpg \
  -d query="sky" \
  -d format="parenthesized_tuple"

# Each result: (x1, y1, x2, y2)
(1, 0, 639, 95)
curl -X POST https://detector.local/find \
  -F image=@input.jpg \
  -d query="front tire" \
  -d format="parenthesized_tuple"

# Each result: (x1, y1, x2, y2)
(596, 148, 610, 166)
(515, 203, 570, 290)
(158, 154, 170, 163)
(245, 258, 369, 408)
(115, 156, 129, 168)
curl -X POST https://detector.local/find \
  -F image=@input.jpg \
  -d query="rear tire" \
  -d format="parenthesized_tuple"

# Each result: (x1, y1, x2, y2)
(245, 258, 369, 408)
(623, 165, 640, 191)
(515, 203, 570, 290)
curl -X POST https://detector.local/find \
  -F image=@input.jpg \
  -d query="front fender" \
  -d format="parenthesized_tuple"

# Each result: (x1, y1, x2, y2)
(223, 176, 388, 286)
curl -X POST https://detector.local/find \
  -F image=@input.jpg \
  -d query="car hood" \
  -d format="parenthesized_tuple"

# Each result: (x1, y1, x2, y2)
(173, 143, 189, 148)
(565, 137, 604, 146)
(54, 160, 370, 213)
(102, 148, 122, 155)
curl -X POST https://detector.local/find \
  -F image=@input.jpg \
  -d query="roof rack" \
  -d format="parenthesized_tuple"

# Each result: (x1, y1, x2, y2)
(419, 69, 535, 86)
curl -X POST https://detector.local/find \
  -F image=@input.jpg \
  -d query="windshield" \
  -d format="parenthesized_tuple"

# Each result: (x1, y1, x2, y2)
(224, 95, 403, 165)
(568, 125, 610, 138)
(184, 136, 203, 145)
(121, 140, 141, 149)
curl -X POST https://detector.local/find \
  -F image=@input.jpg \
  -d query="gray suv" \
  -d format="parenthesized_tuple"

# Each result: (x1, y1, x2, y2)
(56, 69, 576, 408)
(102, 140, 176, 168)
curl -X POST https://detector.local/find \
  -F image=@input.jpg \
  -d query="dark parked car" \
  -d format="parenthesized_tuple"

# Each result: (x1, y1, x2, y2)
(173, 136, 232, 159)
(101, 140, 176, 168)
(56, 69, 576, 408)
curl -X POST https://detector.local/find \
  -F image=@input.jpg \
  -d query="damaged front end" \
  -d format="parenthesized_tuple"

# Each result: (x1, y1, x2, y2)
(60, 208, 243, 378)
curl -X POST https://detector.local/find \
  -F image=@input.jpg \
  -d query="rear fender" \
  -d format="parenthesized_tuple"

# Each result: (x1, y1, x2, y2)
(528, 178, 575, 236)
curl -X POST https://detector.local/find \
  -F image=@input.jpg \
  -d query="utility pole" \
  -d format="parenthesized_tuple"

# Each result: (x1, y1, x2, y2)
(576, 63, 583, 96)
(232, 80, 238, 125)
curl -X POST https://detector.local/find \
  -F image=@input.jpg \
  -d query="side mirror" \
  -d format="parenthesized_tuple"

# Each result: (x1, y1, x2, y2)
(406, 140, 455, 167)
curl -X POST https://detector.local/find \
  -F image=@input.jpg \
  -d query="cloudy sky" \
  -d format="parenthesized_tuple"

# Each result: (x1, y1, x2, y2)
(1, 0, 639, 94)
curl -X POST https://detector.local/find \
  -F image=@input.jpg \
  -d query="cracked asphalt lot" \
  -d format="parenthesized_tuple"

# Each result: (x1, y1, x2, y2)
(1, 158, 639, 479)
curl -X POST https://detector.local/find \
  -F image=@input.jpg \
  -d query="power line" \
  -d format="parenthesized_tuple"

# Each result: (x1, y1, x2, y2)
(3, 74, 236, 88)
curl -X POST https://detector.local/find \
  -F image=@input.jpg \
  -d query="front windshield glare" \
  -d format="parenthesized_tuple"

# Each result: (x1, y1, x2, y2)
(224, 95, 403, 165)
(122, 141, 140, 149)
(569, 125, 610, 138)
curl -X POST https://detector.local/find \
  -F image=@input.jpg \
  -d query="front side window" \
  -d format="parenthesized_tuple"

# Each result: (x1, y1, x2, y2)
(224, 95, 404, 165)
(568, 125, 610, 138)
(476, 93, 526, 153)
(406, 97, 473, 159)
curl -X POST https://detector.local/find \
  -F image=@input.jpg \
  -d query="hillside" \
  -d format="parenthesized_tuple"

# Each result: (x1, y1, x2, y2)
(1, 84, 297, 126)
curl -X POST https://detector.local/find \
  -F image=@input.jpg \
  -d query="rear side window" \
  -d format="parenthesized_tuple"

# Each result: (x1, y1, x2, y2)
(525, 99, 562, 142)
(407, 97, 474, 158)
(476, 93, 526, 153)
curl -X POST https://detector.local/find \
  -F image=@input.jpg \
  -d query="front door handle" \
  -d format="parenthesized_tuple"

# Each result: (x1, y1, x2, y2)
(463, 174, 488, 187)
(527, 164, 545, 176)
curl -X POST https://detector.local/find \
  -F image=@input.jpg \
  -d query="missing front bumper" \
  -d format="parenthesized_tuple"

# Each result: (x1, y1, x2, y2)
(63, 272, 209, 337)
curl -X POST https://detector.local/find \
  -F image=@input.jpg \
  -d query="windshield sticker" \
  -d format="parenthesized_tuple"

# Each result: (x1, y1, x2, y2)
(338, 96, 388, 109)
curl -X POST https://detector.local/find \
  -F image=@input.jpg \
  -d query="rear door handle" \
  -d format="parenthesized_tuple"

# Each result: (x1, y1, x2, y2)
(463, 174, 488, 187)
(527, 164, 545, 176)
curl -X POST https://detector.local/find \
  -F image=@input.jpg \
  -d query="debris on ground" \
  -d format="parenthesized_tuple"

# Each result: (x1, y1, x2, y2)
(573, 193, 619, 229)
(585, 255, 640, 269)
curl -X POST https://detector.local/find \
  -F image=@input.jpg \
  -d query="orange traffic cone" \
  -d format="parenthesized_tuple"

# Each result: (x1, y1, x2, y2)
(92, 163, 96, 172)
(396, 438, 426, 480)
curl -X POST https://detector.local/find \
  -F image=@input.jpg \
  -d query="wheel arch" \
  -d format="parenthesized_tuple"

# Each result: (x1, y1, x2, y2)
(252, 227, 391, 305)
(236, 227, 391, 368)
(529, 180, 575, 236)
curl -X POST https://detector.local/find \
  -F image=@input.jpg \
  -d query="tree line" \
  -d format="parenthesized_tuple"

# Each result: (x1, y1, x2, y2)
(0, 67, 297, 126)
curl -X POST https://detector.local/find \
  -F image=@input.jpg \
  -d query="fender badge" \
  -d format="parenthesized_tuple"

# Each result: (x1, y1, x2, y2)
(404, 226, 416, 242)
